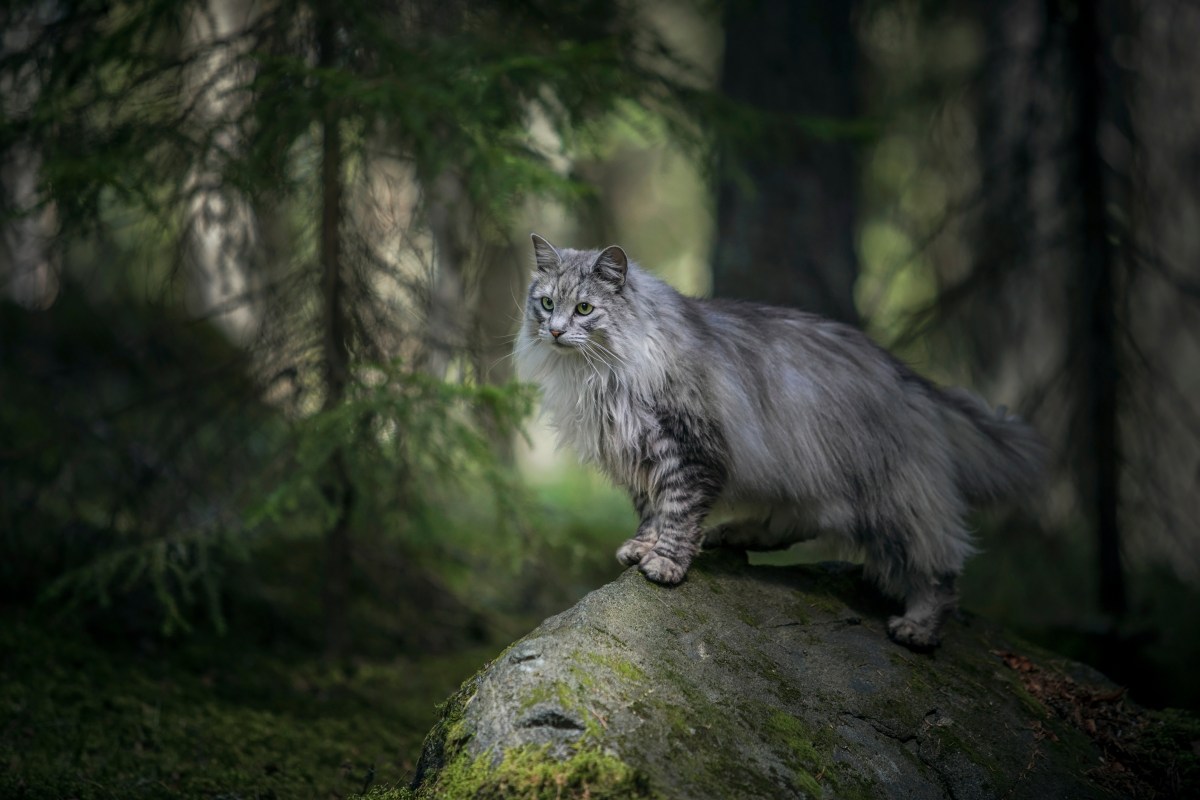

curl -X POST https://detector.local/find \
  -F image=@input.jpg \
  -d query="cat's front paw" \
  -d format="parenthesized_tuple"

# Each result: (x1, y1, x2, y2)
(616, 537, 655, 566)
(887, 615, 941, 651)
(638, 552, 688, 585)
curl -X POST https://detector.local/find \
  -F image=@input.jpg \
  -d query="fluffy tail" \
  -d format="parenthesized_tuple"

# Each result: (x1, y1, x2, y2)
(938, 387, 1047, 504)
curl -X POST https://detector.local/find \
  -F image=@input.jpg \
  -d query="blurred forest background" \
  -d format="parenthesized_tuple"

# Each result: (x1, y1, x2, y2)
(2, 0, 1199, 797)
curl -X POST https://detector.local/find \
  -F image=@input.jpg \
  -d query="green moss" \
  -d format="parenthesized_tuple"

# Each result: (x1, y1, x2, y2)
(1010, 680, 1050, 719)
(410, 744, 659, 799)
(580, 650, 646, 683)
(787, 603, 814, 626)
(1136, 708, 1200, 789)
(765, 711, 828, 798)
(735, 606, 758, 627)
(797, 591, 844, 616)
(513, 664, 616, 743)
(358, 787, 418, 799)
(517, 683, 554, 712)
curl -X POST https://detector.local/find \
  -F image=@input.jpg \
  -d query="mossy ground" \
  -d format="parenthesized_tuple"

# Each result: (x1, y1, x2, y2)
(0, 611, 495, 799)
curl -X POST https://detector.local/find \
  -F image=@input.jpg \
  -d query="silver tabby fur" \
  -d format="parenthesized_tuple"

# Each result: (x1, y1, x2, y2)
(515, 235, 1045, 649)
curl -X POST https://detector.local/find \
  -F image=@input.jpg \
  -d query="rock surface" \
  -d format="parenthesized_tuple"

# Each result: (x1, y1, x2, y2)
(409, 550, 1123, 799)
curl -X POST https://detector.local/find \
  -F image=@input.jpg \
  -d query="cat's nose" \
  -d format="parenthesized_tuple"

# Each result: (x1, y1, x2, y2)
(550, 329, 564, 338)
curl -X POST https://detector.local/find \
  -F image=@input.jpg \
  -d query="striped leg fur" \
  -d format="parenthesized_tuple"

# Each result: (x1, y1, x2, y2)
(617, 410, 725, 585)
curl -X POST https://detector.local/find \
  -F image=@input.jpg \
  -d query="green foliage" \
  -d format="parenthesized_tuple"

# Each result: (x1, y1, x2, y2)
(40, 527, 245, 637)
(2, 0, 718, 233)
(0, 285, 538, 638)
(246, 363, 535, 548)
(0, 290, 268, 635)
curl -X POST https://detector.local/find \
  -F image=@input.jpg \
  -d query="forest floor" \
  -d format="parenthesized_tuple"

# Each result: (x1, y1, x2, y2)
(0, 610, 500, 799)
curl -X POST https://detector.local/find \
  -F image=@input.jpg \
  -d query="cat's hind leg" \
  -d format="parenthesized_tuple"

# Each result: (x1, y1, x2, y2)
(858, 467, 973, 650)
(885, 573, 959, 651)
(861, 517, 970, 650)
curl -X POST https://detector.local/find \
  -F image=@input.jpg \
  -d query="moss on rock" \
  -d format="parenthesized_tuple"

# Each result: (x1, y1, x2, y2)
(408, 744, 657, 799)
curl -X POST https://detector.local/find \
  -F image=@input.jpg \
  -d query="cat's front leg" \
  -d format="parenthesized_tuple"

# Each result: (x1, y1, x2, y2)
(636, 446, 725, 586)
(616, 491, 659, 566)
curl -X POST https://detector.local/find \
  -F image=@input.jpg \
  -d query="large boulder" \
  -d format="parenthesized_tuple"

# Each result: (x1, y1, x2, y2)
(398, 550, 1195, 799)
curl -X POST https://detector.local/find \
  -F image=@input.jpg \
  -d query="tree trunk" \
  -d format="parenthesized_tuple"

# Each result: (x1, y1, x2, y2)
(181, 0, 261, 340)
(0, 4, 59, 309)
(471, 236, 525, 464)
(712, 0, 860, 324)
(424, 170, 470, 378)
(1063, 0, 1125, 619)
(317, 9, 354, 660)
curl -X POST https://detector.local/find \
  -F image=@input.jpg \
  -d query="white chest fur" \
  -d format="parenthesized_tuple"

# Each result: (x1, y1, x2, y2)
(518, 334, 660, 491)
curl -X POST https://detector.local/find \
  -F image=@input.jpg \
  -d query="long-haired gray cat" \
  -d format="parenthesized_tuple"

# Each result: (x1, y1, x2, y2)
(515, 234, 1044, 649)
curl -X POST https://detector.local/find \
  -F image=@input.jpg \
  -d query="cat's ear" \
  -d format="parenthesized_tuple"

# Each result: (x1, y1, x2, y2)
(530, 233, 560, 274)
(592, 245, 628, 288)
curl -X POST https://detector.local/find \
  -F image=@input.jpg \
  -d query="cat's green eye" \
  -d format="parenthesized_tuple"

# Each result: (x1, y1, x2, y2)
(540, 297, 554, 311)
(575, 302, 594, 316)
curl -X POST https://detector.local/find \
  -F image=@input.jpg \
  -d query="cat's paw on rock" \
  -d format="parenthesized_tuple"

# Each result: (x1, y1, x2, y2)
(616, 537, 654, 566)
(887, 615, 940, 651)
(638, 552, 687, 585)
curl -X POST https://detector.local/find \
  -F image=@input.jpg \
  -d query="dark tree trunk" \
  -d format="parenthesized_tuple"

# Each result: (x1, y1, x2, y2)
(713, 0, 860, 324)
(1062, 0, 1125, 619)
(317, 9, 354, 659)
(960, 0, 1042, 378)
(471, 237, 524, 465)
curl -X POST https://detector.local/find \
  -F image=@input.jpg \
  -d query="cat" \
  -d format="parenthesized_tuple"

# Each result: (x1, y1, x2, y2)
(514, 234, 1045, 650)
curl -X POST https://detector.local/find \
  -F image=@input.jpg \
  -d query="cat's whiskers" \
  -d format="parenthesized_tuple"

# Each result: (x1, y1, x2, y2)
(578, 342, 608, 383)
(575, 340, 607, 386)
(588, 339, 630, 371)
(583, 341, 634, 397)
(581, 341, 619, 381)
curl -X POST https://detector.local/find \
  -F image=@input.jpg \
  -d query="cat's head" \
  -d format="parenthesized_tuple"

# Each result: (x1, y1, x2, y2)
(522, 233, 631, 357)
